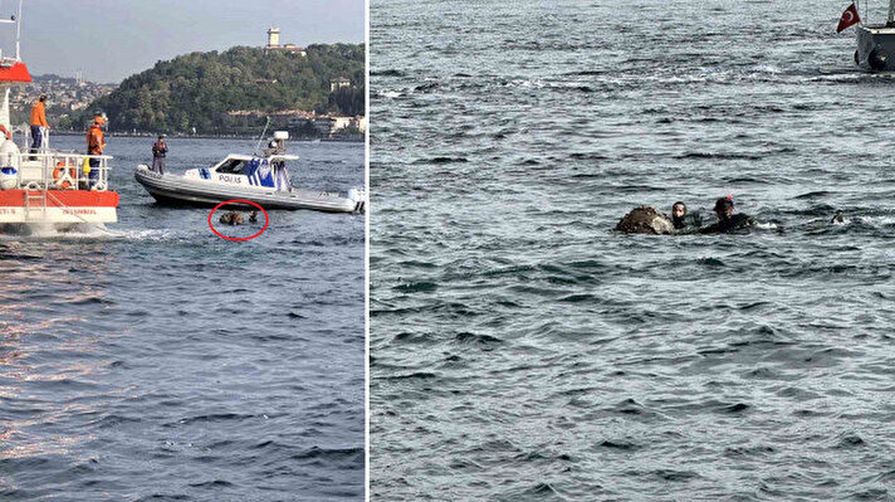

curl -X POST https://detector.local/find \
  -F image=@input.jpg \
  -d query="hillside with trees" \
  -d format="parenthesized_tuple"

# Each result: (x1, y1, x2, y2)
(66, 44, 364, 135)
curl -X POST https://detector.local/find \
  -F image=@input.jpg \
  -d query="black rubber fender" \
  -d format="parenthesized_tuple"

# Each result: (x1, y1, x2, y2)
(869, 47, 888, 71)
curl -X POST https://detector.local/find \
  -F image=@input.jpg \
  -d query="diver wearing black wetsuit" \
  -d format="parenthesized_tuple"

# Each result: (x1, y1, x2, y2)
(670, 201, 703, 233)
(700, 196, 754, 234)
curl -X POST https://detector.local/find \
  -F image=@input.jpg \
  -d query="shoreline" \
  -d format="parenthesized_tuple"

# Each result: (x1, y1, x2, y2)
(48, 130, 364, 143)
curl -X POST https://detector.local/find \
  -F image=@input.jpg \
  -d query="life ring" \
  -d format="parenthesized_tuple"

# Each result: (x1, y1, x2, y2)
(52, 161, 77, 189)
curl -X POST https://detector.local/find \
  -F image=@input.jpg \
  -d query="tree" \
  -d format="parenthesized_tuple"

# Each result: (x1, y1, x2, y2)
(77, 44, 366, 135)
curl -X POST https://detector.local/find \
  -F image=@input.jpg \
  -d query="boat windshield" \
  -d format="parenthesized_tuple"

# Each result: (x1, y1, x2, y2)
(217, 158, 247, 175)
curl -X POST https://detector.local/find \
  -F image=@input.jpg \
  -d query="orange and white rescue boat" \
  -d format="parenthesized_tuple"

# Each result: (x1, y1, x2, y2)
(0, 5, 118, 232)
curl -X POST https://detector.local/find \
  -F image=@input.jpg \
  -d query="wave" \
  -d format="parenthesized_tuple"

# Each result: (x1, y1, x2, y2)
(673, 152, 763, 160)
(371, 69, 406, 77)
(0, 224, 177, 242)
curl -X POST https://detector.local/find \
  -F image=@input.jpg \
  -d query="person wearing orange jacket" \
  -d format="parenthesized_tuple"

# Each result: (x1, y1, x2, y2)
(85, 112, 107, 188)
(29, 95, 49, 154)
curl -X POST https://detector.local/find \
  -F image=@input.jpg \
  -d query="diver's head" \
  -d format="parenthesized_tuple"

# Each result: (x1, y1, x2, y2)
(714, 195, 734, 220)
(671, 201, 686, 220)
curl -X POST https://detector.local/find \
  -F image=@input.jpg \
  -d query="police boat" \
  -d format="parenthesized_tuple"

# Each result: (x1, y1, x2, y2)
(134, 132, 365, 213)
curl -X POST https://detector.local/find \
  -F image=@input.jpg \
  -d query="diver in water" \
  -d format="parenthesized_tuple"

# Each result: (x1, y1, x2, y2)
(831, 210, 846, 225)
(670, 201, 702, 232)
(700, 195, 754, 234)
(219, 211, 245, 226)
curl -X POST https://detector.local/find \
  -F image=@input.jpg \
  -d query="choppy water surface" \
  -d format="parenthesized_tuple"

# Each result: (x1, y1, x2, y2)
(371, 1, 895, 499)
(1, 136, 365, 500)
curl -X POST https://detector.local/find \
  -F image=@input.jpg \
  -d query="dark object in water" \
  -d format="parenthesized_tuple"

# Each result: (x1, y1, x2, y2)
(699, 213, 754, 234)
(869, 47, 888, 71)
(249, 210, 258, 223)
(615, 206, 675, 234)
(673, 212, 703, 231)
(831, 211, 845, 224)
(219, 211, 245, 226)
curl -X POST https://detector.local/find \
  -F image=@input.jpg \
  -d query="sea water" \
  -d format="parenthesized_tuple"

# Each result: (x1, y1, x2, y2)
(370, 1, 895, 499)
(0, 136, 365, 500)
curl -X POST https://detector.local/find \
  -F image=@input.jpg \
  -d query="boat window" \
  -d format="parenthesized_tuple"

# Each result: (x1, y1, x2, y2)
(217, 159, 247, 174)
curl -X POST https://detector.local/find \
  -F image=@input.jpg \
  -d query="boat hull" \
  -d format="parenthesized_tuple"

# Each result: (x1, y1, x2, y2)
(0, 189, 119, 223)
(855, 25, 895, 71)
(134, 166, 362, 213)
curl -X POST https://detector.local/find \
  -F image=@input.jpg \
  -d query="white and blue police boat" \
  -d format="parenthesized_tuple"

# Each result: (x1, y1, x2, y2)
(134, 132, 365, 213)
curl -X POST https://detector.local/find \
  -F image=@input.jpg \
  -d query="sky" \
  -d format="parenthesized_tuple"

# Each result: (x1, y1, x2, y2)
(0, 0, 364, 83)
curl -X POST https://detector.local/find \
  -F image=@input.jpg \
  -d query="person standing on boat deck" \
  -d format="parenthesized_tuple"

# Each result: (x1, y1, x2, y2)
(264, 136, 290, 191)
(151, 134, 168, 174)
(86, 112, 107, 188)
(29, 95, 49, 157)
(264, 137, 285, 156)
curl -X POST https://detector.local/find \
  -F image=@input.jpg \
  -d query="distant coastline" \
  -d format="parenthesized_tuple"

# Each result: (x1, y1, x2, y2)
(49, 130, 364, 142)
(14, 44, 365, 139)
(76, 44, 365, 137)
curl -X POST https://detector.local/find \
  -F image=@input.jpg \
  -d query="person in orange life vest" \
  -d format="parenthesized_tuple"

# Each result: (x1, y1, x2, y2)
(30, 95, 49, 157)
(30, 95, 49, 148)
(86, 112, 107, 188)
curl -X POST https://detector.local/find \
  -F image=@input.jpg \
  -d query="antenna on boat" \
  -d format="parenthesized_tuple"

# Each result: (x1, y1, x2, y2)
(0, 0, 22, 60)
(254, 116, 271, 154)
(15, 0, 22, 60)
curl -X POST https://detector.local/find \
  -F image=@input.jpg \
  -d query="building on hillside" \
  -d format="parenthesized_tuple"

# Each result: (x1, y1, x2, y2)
(296, 117, 335, 136)
(267, 27, 280, 47)
(225, 109, 365, 137)
(226, 109, 325, 136)
(330, 115, 366, 135)
(331, 116, 353, 132)
(9, 75, 115, 127)
(330, 77, 352, 92)
(265, 27, 307, 56)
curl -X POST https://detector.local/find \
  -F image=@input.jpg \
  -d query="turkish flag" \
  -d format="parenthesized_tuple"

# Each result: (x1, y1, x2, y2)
(837, 3, 861, 32)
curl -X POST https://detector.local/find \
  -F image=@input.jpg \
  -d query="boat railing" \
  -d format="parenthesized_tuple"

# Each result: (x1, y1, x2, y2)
(267, 154, 300, 161)
(6, 151, 113, 192)
(20, 126, 52, 154)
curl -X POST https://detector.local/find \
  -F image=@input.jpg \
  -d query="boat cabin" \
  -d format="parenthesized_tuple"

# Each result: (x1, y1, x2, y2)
(184, 153, 299, 191)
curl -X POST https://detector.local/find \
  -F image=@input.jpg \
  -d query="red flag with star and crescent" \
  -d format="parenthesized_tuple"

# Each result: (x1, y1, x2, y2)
(837, 2, 861, 33)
